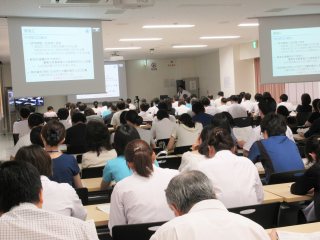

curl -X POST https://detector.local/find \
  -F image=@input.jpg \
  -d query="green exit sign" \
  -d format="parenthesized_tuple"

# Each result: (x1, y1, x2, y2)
(252, 40, 258, 49)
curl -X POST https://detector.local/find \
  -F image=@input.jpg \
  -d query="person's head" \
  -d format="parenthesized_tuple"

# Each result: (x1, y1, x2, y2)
(244, 93, 251, 100)
(276, 106, 289, 119)
(178, 85, 184, 92)
(165, 170, 215, 216)
(312, 98, 320, 112)
(139, 102, 149, 112)
(28, 105, 36, 113)
(179, 113, 195, 128)
(125, 110, 143, 126)
(262, 92, 272, 98)
(93, 101, 99, 108)
(258, 97, 277, 117)
(279, 94, 288, 102)
(116, 101, 126, 111)
(221, 97, 227, 105)
(200, 96, 210, 107)
(125, 139, 154, 178)
(41, 120, 66, 147)
(19, 107, 31, 119)
(0, 161, 42, 213)
(208, 95, 213, 100)
(126, 98, 132, 104)
(84, 107, 96, 116)
(211, 112, 231, 134)
(198, 125, 215, 156)
(71, 112, 86, 124)
(102, 101, 108, 107)
(113, 124, 140, 155)
(153, 97, 160, 106)
(28, 113, 44, 129)
(254, 93, 263, 102)
(57, 108, 69, 120)
(47, 106, 54, 111)
(78, 103, 87, 112)
(30, 126, 44, 147)
(65, 102, 71, 109)
(305, 136, 320, 164)
(218, 91, 224, 97)
(301, 93, 311, 106)
(157, 101, 168, 111)
(15, 145, 52, 177)
(229, 95, 239, 103)
(207, 127, 235, 157)
(140, 98, 147, 103)
(260, 113, 286, 138)
(85, 120, 112, 156)
(156, 109, 169, 121)
(192, 101, 205, 115)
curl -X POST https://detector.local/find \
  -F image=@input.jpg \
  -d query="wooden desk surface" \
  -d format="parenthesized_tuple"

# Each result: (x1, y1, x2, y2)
(85, 204, 109, 227)
(263, 190, 283, 204)
(273, 222, 320, 233)
(263, 182, 312, 203)
(82, 177, 102, 192)
(293, 133, 306, 141)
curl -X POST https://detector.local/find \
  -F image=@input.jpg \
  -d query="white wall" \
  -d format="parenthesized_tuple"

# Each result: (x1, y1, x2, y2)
(219, 46, 236, 97)
(194, 51, 220, 96)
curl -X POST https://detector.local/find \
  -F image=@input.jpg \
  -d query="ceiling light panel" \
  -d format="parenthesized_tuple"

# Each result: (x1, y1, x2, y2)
(200, 36, 240, 39)
(142, 24, 195, 29)
(119, 38, 162, 41)
(104, 47, 142, 50)
(172, 45, 207, 48)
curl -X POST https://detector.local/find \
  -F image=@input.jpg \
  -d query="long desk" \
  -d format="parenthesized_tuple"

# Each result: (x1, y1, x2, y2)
(263, 182, 313, 203)
(82, 177, 102, 192)
(263, 191, 283, 204)
(85, 203, 110, 227)
(273, 222, 320, 233)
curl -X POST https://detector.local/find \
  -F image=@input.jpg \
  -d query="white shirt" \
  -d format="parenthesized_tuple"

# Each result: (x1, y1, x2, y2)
(41, 176, 87, 220)
(13, 119, 29, 138)
(138, 111, 154, 122)
(108, 167, 179, 234)
(172, 101, 179, 109)
(217, 104, 229, 112)
(128, 103, 137, 110)
(214, 96, 222, 107)
(197, 150, 264, 208)
(82, 149, 117, 169)
(148, 105, 159, 116)
(177, 89, 191, 99)
(253, 102, 260, 116)
(241, 100, 255, 113)
(92, 107, 101, 116)
(0, 203, 98, 240)
(227, 103, 248, 119)
(150, 199, 270, 240)
(12, 133, 32, 157)
(175, 105, 190, 116)
(136, 127, 155, 146)
(205, 105, 220, 116)
(111, 109, 126, 127)
(278, 101, 294, 112)
(60, 119, 72, 130)
(44, 111, 58, 118)
(151, 118, 176, 140)
(179, 151, 207, 172)
(171, 122, 202, 147)
(243, 125, 295, 151)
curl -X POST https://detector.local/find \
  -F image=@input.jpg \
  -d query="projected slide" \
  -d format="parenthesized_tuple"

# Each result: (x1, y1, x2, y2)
(76, 64, 121, 99)
(21, 26, 94, 82)
(271, 27, 320, 77)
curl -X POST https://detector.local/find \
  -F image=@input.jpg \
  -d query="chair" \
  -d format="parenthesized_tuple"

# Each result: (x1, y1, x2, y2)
(81, 166, 104, 179)
(233, 117, 253, 128)
(88, 187, 114, 204)
(156, 138, 170, 150)
(157, 155, 181, 170)
(228, 202, 280, 228)
(75, 187, 89, 206)
(268, 169, 305, 185)
(112, 221, 167, 240)
(174, 145, 191, 155)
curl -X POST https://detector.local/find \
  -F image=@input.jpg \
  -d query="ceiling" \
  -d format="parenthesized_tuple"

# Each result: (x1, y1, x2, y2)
(0, 0, 320, 62)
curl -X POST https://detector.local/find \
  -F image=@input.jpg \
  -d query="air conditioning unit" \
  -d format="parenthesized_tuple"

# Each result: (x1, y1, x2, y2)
(113, 0, 155, 9)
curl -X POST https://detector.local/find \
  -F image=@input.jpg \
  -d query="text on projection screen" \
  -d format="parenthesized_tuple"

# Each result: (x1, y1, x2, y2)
(271, 27, 320, 77)
(22, 26, 94, 82)
(76, 64, 121, 99)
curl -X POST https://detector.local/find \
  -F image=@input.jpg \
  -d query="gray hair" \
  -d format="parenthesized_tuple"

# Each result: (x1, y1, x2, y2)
(165, 170, 215, 214)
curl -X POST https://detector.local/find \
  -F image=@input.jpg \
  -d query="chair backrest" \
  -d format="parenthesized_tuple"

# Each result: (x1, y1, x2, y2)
(233, 117, 253, 128)
(81, 166, 104, 179)
(87, 187, 114, 204)
(157, 155, 181, 170)
(228, 202, 280, 229)
(112, 221, 166, 240)
(174, 145, 191, 155)
(75, 187, 89, 206)
(268, 169, 305, 185)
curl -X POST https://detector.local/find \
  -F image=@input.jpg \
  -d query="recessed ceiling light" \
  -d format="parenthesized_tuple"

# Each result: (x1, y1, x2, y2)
(238, 23, 259, 27)
(200, 36, 240, 39)
(119, 38, 162, 42)
(143, 24, 195, 29)
(172, 45, 207, 48)
(104, 47, 142, 50)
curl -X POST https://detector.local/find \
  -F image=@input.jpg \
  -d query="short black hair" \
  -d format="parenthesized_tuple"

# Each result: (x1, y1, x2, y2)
(254, 93, 263, 102)
(156, 109, 169, 120)
(261, 113, 286, 137)
(140, 102, 149, 112)
(126, 110, 143, 126)
(120, 111, 128, 125)
(57, 108, 69, 120)
(201, 97, 210, 107)
(28, 113, 44, 129)
(47, 106, 54, 111)
(78, 103, 87, 111)
(218, 91, 224, 97)
(277, 105, 289, 118)
(157, 101, 168, 111)
(126, 98, 132, 104)
(301, 93, 311, 106)
(244, 93, 251, 100)
(280, 94, 288, 102)
(229, 95, 239, 102)
(0, 161, 42, 213)
(116, 101, 126, 110)
(312, 99, 320, 112)
(19, 107, 31, 119)
(192, 101, 205, 114)
(71, 112, 86, 124)
(113, 124, 140, 155)
(207, 127, 234, 153)
(258, 97, 276, 115)
(262, 92, 272, 98)
(41, 120, 66, 146)
(30, 126, 44, 147)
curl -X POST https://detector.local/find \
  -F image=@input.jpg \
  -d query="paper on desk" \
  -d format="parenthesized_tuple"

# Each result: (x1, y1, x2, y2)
(277, 231, 320, 240)
(96, 203, 111, 214)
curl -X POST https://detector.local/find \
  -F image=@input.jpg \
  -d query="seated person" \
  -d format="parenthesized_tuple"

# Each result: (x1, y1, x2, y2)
(84, 108, 104, 123)
(296, 93, 312, 126)
(175, 100, 190, 116)
(197, 128, 263, 208)
(44, 106, 58, 118)
(167, 113, 202, 151)
(65, 112, 87, 154)
(100, 124, 140, 190)
(202, 96, 219, 116)
(277, 93, 294, 112)
(13, 107, 31, 143)
(108, 139, 178, 235)
(248, 113, 304, 183)
(0, 161, 98, 240)
(41, 120, 83, 188)
(15, 145, 87, 220)
(138, 102, 153, 122)
(151, 110, 176, 140)
(111, 101, 127, 128)
(291, 136, 320, 222)
(227, 95, 247, 119)
(150, 171, 270, 240)
(305, 98, 320, 127)
(82, 121, 117, 169)
(57, 108, 72, 130)
(192, 101, 214, 127)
